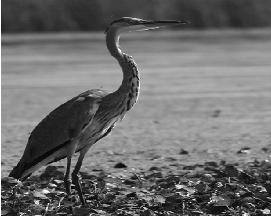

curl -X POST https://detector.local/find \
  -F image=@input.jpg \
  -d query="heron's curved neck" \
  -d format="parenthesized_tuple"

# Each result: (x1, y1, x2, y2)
(106, 29, 123, 59)
(106, 29, 140, 94)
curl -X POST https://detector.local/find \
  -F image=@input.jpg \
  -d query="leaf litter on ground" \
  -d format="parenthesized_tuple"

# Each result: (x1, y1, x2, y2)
(1, 159, 271, 215)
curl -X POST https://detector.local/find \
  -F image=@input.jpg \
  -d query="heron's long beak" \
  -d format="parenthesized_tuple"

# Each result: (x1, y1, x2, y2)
(133, 19, 187, 31)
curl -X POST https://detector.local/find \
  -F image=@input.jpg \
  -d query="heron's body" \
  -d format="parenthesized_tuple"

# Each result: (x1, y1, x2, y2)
(10, 53, 139, 177)
(9, 17, 184, 205)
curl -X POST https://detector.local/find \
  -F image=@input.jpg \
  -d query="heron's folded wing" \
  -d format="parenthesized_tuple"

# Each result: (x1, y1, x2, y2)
(21, 90, 105, 163)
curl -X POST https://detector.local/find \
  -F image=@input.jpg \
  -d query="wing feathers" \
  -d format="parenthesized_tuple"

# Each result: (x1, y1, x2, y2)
(9, 90, 106, 180)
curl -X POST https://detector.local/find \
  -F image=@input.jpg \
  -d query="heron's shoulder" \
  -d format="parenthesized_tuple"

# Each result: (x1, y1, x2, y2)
(76, 89, 108, 99)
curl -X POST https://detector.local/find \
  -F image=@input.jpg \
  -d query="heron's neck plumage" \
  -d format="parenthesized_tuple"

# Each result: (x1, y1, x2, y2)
(106, 29, 140, 111)
(106, 30, 122, 59)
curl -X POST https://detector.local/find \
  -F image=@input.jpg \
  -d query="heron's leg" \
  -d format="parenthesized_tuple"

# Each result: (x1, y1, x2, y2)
(64, 140, 78, 196)
(72, 146, 90, 205)
(64, 156, 72, 195)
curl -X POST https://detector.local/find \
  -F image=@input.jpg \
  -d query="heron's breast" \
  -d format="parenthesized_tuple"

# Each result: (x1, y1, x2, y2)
(76, 113, 123, 150)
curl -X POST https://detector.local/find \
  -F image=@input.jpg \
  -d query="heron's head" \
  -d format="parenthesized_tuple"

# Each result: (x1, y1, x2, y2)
(105, 17, 187, 34)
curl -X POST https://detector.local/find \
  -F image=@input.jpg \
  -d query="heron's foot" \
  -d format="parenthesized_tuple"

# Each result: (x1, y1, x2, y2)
(72, 172, 86, 205)
(64, 178, 72, 195)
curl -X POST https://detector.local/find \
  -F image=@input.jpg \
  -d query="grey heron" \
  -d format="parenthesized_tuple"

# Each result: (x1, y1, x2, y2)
(9, 17, 186, 205)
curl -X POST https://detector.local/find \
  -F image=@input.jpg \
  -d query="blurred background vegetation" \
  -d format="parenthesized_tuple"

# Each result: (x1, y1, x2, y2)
(2, 0, 271, 33)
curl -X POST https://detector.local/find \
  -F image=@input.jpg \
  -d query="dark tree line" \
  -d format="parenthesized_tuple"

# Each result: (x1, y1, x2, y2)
(2, 0, 271, 32)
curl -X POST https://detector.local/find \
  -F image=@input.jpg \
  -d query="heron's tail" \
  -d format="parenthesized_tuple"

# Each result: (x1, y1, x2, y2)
(9, 148, 68, 181)
(9, 160, 31, 181)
